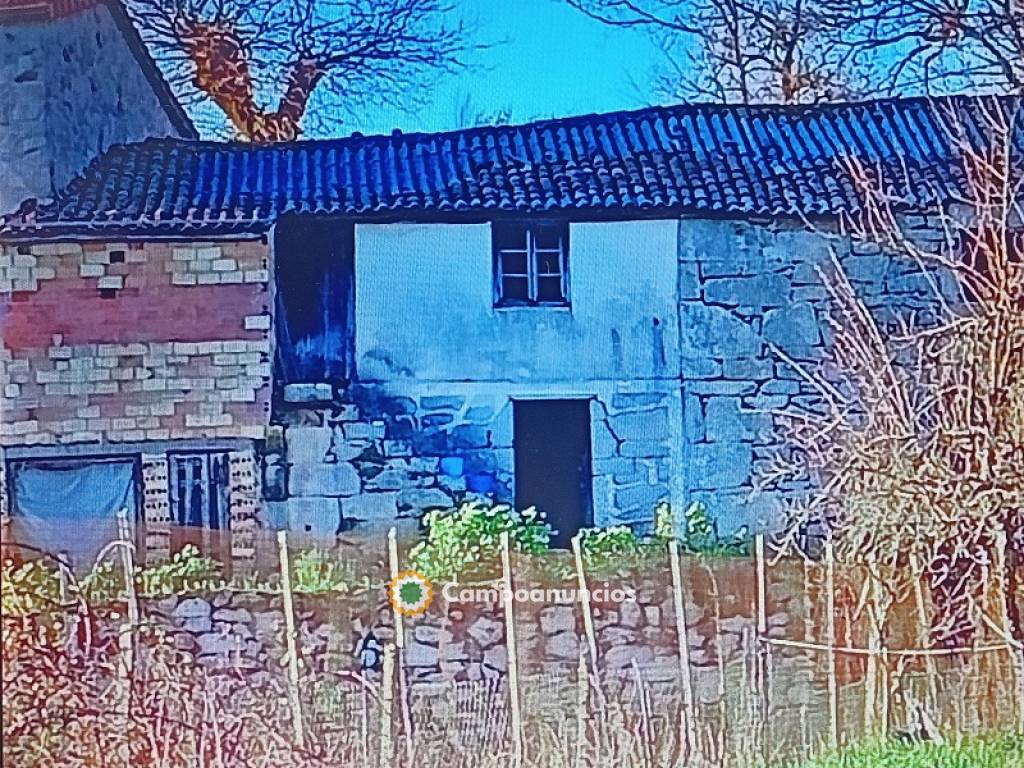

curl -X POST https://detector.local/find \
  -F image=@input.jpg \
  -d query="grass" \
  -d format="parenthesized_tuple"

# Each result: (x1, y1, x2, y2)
(795, 734, 1024, 768)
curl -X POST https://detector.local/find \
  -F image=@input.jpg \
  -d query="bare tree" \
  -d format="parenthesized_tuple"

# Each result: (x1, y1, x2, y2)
(567, 0, 1024, 103)
(823, 0, 1024, 96)
(565, 0, 863, 103)
(765, 97, 1024, 659)
(126, 0, 479, 141)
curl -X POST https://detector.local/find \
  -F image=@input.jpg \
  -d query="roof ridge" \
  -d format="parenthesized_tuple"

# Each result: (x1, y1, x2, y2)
(119, 92, 1013, 153)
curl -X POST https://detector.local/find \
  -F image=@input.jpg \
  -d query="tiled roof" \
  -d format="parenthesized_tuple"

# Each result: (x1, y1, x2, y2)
(4, 95, 1021, 236)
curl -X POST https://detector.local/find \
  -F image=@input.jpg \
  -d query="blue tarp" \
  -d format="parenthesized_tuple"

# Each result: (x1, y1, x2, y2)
(10, 459, 137, 571)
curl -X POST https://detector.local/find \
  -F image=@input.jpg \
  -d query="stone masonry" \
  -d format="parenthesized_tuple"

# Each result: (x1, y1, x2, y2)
(677, 216, 955, 532)
(270, 382, 678, 537)
(0, 0, 188, 212)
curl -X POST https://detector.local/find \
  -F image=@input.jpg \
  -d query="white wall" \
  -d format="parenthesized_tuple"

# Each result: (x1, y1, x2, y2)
(354, 220, 680, 384)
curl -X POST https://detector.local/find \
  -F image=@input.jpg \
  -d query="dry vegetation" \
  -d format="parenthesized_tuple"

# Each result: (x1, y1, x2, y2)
(764, 96, 1024, 701)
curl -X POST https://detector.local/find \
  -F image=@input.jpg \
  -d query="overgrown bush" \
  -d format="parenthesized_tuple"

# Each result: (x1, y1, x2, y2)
(578, 501, 749, 576)
(792, 733, 1024, 768)
(766, 101, 1024, 657)
(0, 559, 62, 615)
(409, 500, 552, 581)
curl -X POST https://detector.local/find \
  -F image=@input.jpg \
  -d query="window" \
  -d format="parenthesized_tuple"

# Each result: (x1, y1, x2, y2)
(493, 220, 569, 306)
(169, 451, 231, 559)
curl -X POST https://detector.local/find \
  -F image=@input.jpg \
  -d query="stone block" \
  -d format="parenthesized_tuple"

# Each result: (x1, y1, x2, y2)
(174, 597, 212, 633)
(285, 426, 331, 463)
(288, 459, 360, 497)
(467, 615, 504, 648)
(689, 442, 753, 489)
(763, 302, 822, 349)
(679, 303, 761, 359)
(614, 483, 668, 513)
(397, 488, 453, 513)
(420, 395, 465, 410)
(341, 492, 399, 529)
(438, 456, 464, 477)
(286, 497, 341, 537)
(704, 397, 772, 442)
(97, 275, 123, 290)
(363, 466, 407, 491)
(703, 274, 790, 308)
(451, 424, 489, 448)
(598, 647, 655, 671)
(609, 407, 670, 440)
(544, 631, 579, 660)
(539, 605, 575, 635)
(591, 418, 619, 459)
(611, 392, 666, 410)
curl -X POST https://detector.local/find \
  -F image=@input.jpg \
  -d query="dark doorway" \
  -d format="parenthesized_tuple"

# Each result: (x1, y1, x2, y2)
(513, 399, 593, 549)
(274, 215, 355, 385)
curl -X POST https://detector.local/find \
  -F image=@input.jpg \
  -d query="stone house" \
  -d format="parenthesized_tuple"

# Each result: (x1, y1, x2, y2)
(0, 0, 195, 214)
(1, 58, 1000, 563)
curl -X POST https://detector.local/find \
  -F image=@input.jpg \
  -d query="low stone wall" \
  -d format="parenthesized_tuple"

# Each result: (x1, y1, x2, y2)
(140, 561, 805, 694)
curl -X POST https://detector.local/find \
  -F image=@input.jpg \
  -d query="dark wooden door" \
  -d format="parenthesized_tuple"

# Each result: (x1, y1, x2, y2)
(513, 399, 593, 548)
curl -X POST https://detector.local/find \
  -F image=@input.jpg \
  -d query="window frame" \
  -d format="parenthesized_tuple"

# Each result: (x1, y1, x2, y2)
(492, 219, 571, 308)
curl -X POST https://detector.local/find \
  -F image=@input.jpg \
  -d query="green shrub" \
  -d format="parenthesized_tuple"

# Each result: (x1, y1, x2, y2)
(137, 545, 225, 595)
(409, 500, 552, 581)
(656, 501, 751, 557)
(1, 559, 61, 615)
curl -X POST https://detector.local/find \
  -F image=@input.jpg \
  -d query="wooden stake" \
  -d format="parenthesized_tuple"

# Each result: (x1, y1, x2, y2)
(755, 534, 768, 637)
(574, 651, 588, 768)
(668, 539, 697, 758)
(824, 539, 839, 751)
(571, 533, 598, 667)
(276, 530, 306, 748)
(115, 510, 138, 747)
(754, 534, 769, 758)
(500, 531, 524, 767)
(379, 643, 395, 767)
(387, 528, 405, 649)
(387, 527, 414, 764)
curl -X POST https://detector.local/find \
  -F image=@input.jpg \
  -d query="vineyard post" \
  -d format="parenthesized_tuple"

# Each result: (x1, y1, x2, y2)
(500, 531, 524, 767)
(668, 538, 697, 758)
(276, 530, 306, 748)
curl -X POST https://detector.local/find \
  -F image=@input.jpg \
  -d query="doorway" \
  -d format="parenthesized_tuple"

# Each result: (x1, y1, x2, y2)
(513, 399, 593, 548)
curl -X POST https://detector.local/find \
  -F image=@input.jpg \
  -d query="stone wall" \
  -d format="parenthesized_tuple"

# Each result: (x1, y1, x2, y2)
(138, 561, 803, 690)
(0, 240, 272, 445)
(0, 1, 185, 213)
(269, 381, 681, 537)
(676, 217, 954, 533)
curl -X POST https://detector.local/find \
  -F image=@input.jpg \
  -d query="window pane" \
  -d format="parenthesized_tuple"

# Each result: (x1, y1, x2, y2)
(536, 250, 562, 275)
(493, 221, 529, 252)
(538, 276, 566, 303)
(500, 250, 528, 275)
(501, 276, 530, 302)
(533, 224, 566, 250)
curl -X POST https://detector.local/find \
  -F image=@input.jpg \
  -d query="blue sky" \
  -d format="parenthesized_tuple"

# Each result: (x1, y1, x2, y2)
(213, 0, 670, 139)
(349, 0, 666, 135)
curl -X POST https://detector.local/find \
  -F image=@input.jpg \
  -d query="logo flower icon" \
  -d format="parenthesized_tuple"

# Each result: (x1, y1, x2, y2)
(388, 570, 433, 616)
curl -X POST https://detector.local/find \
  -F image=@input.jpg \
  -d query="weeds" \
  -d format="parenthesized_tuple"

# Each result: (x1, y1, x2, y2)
(793, 734, 1024, 768)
